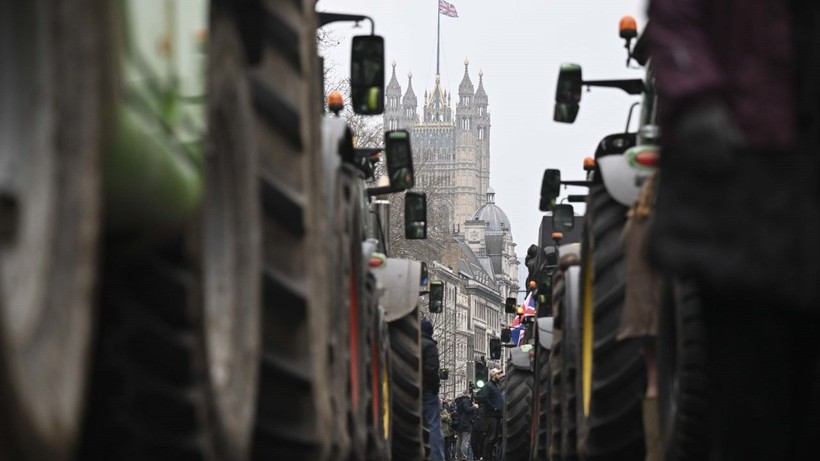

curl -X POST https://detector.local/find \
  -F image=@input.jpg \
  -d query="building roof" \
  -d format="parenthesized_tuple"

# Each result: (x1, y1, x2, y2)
(472, 188, 511, 233)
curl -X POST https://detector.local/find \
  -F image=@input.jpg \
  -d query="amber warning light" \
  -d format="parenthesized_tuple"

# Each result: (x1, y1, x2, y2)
(619, 16, 638, 40)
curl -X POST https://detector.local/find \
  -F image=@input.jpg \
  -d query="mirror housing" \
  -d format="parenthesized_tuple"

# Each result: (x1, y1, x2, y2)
(504, 297, 518, 314)
(553, 204, 575, 232)
(500, 328, 512, 344)
(385, 130, 414, 191)
(540, 169, 561, 211)
(350, 35, 385, 115)
(429, 280, 444, 313)
(554, 64, 582, 123)
(489, 338, 502, 360)
(405, 192, 427, 239)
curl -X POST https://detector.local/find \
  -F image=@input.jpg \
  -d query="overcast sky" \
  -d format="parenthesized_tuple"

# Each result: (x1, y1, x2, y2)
(318, 0, 648, 263)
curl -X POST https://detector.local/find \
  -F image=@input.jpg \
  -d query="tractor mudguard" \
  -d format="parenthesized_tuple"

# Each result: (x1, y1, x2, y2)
(560, 242, 581, 262)
(508, 345, 533, 371)
(596, 153, 653, 207)
(371, 258, 422, 323)
(538, 317, 554, 351)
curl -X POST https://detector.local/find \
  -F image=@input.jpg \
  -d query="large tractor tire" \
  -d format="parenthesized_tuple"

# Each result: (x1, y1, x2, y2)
(502, 364, 534, 461)
(0, 1, 109, 458)
(658, 279, 709, 461)
(388, 306, 424, 461)
(532, 329, 551, 461)
(201, 2, 262, 458)
(581, 182, 646, 461)
(247, 0, 334, 459)
(549, 254, 582, 461)
(367, 300, 393, 461)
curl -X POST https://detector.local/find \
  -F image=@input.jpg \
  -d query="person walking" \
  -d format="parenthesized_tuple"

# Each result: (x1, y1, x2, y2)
(648, 1, 820, 459)
(454, 389, 478, 460)
(475, 368, 503, 461)
(441, 403, 455, 461)
(421, 318, 445, 461)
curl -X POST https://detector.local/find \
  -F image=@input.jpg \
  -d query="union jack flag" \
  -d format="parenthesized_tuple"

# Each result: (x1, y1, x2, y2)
(508, 292, 536, 346)
(439, 0, 459, 18)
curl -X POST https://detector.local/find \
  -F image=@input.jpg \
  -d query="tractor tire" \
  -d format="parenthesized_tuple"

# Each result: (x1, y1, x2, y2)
(367, 299, 393, 461)
(247, 0, 334, 460)
(658, 279, 709, 461)
(533, 330, 551, 461)
(202, 3, 262, 458)
(582, 182, 646, 461)
(556, 260, 582, 461)
(502, 364, 534, 461)
(548, 267, 567, 461)
(388, 306, 424, 461)
(0, 1, 108, 458)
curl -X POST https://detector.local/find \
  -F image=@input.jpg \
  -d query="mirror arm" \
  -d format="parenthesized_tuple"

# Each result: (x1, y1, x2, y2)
(567, 194, 588, 203)
(366, 185, 401, 197)
(317, 12, 375, 34)
(582, 78, 645, 95)
(561, 180, 592, 187)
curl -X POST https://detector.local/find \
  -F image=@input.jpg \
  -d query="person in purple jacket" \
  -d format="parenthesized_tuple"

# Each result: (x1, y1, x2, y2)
(648, 1, 820, 459)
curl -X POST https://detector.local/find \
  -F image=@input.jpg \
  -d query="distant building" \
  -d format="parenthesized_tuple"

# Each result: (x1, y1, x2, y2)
(385, 60, 519, 398)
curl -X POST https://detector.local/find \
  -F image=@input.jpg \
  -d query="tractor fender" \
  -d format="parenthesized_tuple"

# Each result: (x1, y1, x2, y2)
(597, 153, 653, 207)
(537, 317, 554, 351)
(508, 345, 532, 371)
(559, 242, 581, 262)
(371, 258, 421, 322)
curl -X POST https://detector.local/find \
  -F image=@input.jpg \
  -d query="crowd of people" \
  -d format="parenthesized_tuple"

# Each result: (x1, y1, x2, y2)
(422, 318, 508, 461)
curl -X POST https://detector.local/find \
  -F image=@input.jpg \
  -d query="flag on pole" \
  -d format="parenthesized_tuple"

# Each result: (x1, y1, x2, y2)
(439, 0, 459, 18)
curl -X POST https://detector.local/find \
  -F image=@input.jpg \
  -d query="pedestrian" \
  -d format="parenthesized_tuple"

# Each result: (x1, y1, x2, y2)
(454, 388, 478, 460)
(421, 318, 445, 461)
(475, 368, 503, 461)
(648, 1, 820, 460)
(441, 405, 454, 461)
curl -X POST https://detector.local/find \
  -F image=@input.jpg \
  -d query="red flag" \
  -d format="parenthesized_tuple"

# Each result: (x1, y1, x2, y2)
(439, 0, 458, 18)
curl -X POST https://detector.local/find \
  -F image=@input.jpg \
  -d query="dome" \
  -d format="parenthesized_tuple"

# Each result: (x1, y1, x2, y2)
(472, 188, 511, 232)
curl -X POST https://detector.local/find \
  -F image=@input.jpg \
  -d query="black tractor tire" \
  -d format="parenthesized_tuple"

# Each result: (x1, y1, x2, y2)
(532, 329, 551, 461)
(367, 300, 393, 461)
(0, 1, 109, 458)
(548, 266, 568, 461)
(502, 364, 534, 461)
(81, 241, 222, 460)
(247, 0, 334, 460)
(388, 306, 424, 461)
(557, 260, 582, 461)
(202, 2, 262, 458)
(658, 279, 710, 461)
(582, 182, 646, 461)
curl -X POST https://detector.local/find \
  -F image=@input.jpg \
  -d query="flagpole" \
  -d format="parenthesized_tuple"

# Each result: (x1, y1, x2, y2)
(436, 0, 440, 75)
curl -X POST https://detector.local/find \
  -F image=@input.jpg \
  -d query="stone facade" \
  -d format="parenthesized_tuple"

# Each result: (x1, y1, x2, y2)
(386, 61, 520, 398)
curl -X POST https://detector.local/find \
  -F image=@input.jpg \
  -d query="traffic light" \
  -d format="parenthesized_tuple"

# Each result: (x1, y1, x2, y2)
(489, 338, 502, 360)
(439, 368, 449, 380)
(474, 359, 488, 389)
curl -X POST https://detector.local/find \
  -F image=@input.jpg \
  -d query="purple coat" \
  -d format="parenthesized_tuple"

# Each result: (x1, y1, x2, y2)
(648, 0, 798, 149)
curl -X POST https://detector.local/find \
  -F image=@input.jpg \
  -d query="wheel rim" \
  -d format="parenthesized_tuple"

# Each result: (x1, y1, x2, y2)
(0, 0, 100, 454)
(581, 254, 594, 417)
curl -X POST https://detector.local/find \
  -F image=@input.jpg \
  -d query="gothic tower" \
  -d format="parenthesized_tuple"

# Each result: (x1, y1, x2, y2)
(474, 70, 491, 201)
(453, 59, 480, 225)
(384, 61, 402, 131)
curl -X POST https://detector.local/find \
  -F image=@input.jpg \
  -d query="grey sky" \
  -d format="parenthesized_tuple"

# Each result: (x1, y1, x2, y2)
(318, 0, 648, 263)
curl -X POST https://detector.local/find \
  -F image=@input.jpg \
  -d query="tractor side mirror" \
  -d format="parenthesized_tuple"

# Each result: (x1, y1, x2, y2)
(540, 169, 561, 211)
(554, 63, 583, 123)
(350, 35, 385, 115)
(429, 280, 444, 313)
(385, 130, 414, 191)
(489, 338, 502, 360)
(504, 297, 518, 314)
(553, 204, 575, 232)
(405, 192, 427, 239)
(500, 328, 512, 344)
